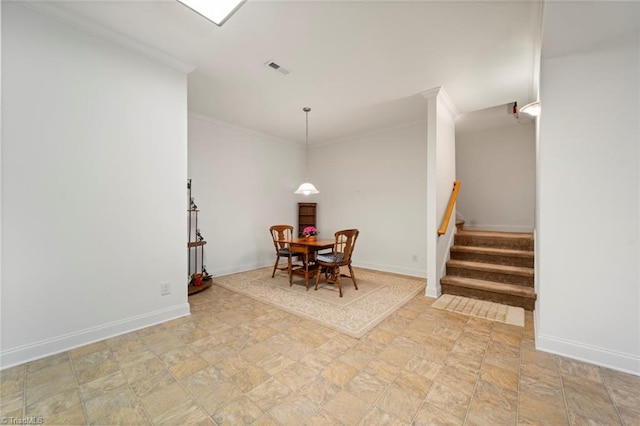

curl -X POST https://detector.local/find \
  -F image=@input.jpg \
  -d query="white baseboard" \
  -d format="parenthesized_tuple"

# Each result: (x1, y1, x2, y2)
(425, 283, 441, 299)
(352, 261, 426, 279)
(211, 261, 431, 298)
(536, 333, 640, 376)
(355, 261, 431, 299)
(0, 304, 191, 370)
(211, 261, 273, 278)
(213, 261, 427, 280)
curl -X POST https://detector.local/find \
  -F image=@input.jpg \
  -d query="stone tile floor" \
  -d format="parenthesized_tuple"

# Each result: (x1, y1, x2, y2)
(1, 281, 638, 425)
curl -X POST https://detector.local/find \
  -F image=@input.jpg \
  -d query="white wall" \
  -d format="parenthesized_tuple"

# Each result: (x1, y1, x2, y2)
(311, 121, 428, 278)
(187, 115, 304, 276)
(189, 115, 430, 280)
(456, 122, 535, 232)
(1, 4, 190, 368)
(537, 5, 639, 374)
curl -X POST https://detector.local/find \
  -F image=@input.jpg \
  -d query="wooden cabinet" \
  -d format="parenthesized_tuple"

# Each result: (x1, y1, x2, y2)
(298, 202, 317, 237)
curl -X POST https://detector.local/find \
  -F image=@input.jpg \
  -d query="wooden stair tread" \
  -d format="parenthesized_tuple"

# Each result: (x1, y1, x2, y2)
(456, 230, 533, 239)
(454, 230, 534, 251)
(441, 276, 536, 298)
(450, 245, 533, 258)
(445, 228, 537, 309)
(447, 259, 533, 277)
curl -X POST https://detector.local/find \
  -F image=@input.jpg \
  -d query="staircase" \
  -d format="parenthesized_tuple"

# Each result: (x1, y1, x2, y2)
(440, 224, 537, 310)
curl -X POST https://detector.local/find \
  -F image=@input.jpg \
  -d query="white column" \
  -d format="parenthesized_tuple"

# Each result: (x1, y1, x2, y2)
(421, 87, 458, 298)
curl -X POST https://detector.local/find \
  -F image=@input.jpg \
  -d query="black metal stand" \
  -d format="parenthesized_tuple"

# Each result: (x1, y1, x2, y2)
(187, 179, 212, 295)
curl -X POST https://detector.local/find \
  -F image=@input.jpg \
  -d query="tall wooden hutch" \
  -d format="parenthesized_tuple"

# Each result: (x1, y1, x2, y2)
(298, 202, 317, 237)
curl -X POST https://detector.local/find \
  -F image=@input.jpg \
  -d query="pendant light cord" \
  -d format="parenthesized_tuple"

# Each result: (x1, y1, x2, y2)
(294, 107, 318, 195)
(304, 107, 310, 180)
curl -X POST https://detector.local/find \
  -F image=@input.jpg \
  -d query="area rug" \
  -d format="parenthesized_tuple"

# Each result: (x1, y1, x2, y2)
(213, 267, 426, 338)
(431, 294, 524, 327)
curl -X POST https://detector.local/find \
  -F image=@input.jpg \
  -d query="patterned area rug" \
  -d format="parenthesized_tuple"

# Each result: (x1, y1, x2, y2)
(212, 267, 426, 338)
(431, 294, 524, 327)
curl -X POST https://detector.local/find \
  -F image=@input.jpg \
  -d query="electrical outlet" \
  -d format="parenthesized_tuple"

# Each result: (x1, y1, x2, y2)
(412, 254, 418, 262)
(160, 282, 171, 296)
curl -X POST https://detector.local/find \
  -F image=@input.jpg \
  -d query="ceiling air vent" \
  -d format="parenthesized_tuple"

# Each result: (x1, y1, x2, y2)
(264, 60, 290, 75)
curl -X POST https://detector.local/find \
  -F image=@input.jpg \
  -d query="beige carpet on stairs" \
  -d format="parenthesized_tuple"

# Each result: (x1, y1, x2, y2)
(431, 294, 525, 327)
(212, 267, 426, 338)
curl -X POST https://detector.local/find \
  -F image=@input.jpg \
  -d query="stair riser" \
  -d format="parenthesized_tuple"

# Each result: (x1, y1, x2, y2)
(441, 283, 535, 310)
(454, 234, 533, 251)
(446, 266, 533, 287)
(450, 252, 534, 268)
(444, 230, 537, 309)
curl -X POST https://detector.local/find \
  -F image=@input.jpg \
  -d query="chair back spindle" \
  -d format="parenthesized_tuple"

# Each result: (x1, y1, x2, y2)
(269, 225, 294, 278)
(315, 228, 359, 297)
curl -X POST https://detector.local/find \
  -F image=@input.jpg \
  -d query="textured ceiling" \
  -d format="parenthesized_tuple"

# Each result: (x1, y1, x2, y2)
(32, 0, 544, 144)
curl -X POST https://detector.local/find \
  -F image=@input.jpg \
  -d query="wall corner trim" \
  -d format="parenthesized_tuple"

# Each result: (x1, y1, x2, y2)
(420, 86, 459, 118)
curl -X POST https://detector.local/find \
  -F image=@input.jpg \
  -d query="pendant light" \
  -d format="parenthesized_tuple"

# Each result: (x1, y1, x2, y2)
(295, 107, 319, 195)
(520, 101, 541, 117)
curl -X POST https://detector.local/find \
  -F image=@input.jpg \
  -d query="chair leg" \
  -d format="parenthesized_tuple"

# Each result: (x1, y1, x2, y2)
(272, 255, 280, 278)
(348, 264, 358, 290)
(288, 255, 293, 286)
(314, 265, 323, 291)
(336, 266, 343, 297)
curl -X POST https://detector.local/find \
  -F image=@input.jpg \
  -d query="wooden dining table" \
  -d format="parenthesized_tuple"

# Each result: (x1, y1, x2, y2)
(278, 237, 335, 289)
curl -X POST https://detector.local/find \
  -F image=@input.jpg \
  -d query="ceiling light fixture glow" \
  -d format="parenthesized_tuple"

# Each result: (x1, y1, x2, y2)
(176, 0, 247, 26)
(520, 101, 541, 117)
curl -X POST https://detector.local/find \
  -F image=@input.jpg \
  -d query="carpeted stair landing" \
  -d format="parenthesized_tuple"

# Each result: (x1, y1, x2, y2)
(441, 228, 537, 310)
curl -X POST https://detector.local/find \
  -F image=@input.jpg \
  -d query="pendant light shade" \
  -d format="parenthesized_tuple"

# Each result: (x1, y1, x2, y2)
(295, 107, 319, 195)
(295, 181, 319, 195)
(520, 101, 541, 117)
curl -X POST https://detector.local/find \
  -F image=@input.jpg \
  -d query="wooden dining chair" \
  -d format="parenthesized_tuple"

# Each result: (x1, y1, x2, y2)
(269, 225, 295, 278)
(314, 229, 359, 297)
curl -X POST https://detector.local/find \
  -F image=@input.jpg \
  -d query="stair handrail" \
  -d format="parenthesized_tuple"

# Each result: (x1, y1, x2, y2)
(438, 180, 461, 236)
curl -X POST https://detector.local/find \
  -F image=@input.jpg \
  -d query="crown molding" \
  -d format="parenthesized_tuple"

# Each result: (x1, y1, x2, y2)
(14, 1, 196, 75)
(420, 86, 459, 118)
(187, 111, 298, 147)
(317, 118, 427, 148)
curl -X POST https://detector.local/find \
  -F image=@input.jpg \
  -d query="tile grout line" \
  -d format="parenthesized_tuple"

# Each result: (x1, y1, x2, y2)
(67, 351, 90, 425)
(463, 317, 494, 425)
(556, 355, 572, 425)
(515, 324, 524, 425)
(157, 321, 230, 426)
(374, 339, 422, 424)
(156, 350, 216, 426)
(121, 348, 155, 425)
(408, 358, 437, 425)
(21, 363, 27, 420)
(600, 367, 626, 426)
(187, 313, 281, 425)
